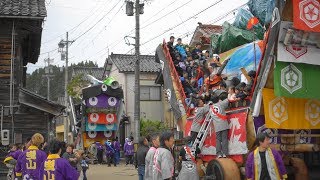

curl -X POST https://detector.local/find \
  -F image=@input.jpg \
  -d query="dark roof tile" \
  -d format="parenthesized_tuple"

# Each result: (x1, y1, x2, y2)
(109, 53, 160, 73)
(72, 67, 105, 81)
(0, 0, 47, 18)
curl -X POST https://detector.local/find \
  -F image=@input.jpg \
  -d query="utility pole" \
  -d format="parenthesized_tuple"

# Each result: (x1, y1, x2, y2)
(43, 54, 54, 100)
(58, 32, 74, 143)
(134, 0, 140, 143)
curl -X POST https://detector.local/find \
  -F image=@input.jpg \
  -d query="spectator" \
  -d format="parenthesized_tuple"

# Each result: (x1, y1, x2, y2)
(227, 86, 237, 101)
(145, 133, 160, 180)
(153, 132, 175, 180)
(39, 139, 79, 180)
(191, 43, 202, 60)
(15, 133, 47, 179)
(124, 138, 134, 165)
(80, 151, 90, 180)
(136, 137, 149, 180)
(22, 137, 31, 151)
(62, 144, 79, 170)
(175, 38, 187, 61)
(245, 132, 287, 180)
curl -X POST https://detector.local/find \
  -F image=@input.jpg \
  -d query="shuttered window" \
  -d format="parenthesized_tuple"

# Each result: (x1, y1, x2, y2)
(140, 86, 161, 101)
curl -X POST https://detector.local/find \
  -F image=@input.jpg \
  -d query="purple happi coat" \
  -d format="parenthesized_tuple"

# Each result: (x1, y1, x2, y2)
(124, 141, 134, 156)
(15, 145, 47, 180)
(113, 141, 120, 152)
(39, 154, 79, 180)
(4, 150, 22, 162)
(246, 147, 287, 180)
(95, 142, 103, 151)
(105, 142, 115, 157)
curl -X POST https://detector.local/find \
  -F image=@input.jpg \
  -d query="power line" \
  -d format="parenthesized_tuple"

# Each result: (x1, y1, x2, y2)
(41, 0, 108, 45)
(140, 0, 223, 47)
(80, 2, 126, 51)
(72, 1, 121, 41)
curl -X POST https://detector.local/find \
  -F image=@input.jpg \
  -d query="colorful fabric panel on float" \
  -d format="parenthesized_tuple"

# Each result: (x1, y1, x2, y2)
(85, 122, 118, 131)
(262, 88, 320, 129)
(278, 21, 320, 65)
(87, 113, 117, 124)
(82, 131, 114, 148)
(84, 94, 120, 108)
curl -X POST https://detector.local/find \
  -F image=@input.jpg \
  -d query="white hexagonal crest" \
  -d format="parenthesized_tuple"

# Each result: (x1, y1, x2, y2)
(305, 99, 320, 126)
(269, 97, 288, 125)
(299, 0, 320, 28)
(281, 64, 302, 94)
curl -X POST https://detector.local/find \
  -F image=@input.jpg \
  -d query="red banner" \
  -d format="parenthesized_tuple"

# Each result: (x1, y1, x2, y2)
(184, 109, 248, 156)
(88, 113, 117, 124)
(293, 0, 320, 32)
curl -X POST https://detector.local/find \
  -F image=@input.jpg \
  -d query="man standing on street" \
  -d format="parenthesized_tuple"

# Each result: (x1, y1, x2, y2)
(145, 133, 160, 180)
(62, 144, 79, 171)
(136, 137, 149, 180)
(245, 132, 288, 180)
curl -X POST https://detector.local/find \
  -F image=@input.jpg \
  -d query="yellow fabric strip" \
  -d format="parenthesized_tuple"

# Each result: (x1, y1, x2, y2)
(267, 148, 281, 179)
(262, 88, 320, 129)
(15, 172, 22, 177)
(28, 145, 39, 150)
(253, 148, 259, 180)
(3, 156, 13, 163)
(47, 154, 60, 159)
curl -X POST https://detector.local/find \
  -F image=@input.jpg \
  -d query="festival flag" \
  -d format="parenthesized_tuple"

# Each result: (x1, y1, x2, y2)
(262, 88, 320, 129)
(274, 61, 320, 99)
(277, 21, 320, 65)
(247, 17, 259, 30)
(293, 0, 320, 32)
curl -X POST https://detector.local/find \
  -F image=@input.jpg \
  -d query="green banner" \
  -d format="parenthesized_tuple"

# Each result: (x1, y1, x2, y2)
(274, 61, 320, 99)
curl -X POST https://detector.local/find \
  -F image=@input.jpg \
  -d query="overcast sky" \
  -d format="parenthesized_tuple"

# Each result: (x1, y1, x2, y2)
(26, 0, 248, 73)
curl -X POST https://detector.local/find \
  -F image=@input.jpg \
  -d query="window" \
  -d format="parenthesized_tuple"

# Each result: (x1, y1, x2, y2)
(140, 86, 161, 101)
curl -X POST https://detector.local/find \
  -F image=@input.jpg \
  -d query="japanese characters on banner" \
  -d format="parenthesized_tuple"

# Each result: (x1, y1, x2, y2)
(278, 21, 320, 65)
(262, 88, 320, 129)
(185, 109, 248, 155)
(293, 0, 320, 32)
(253, 115, 320, 144)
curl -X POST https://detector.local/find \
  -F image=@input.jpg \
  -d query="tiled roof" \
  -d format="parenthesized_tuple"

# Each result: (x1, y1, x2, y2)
(109, 53, 160, 73)
(72, 67, 106, 81)
(190, 23, 222, 46)
(0, 0, 47, 18)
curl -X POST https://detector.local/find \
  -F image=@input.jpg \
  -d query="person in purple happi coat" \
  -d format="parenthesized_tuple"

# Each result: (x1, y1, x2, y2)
(39, 139, 79, 180)
(95, 141, 104, 164)
(124, 137, 134, 165)
(105, 140, 116, 167)
(113, 137, 121, 165)
(15, 133, 47, 180)
(246, 132, 287, 180)
(4, 144, 22, 179)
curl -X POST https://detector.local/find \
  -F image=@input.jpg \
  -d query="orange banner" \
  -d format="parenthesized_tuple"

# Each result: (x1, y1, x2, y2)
(262, 88, 320, 129)
(293, 0, 320, 32)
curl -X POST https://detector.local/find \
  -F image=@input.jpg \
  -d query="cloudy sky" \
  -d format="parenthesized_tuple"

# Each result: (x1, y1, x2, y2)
(27, 0, 248, 73)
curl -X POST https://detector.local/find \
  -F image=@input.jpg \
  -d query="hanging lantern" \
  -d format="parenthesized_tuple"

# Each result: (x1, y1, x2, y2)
(139, 3, 144, 14)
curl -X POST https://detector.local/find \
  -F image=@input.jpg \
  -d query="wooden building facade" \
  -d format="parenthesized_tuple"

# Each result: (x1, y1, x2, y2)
(0, 0, 65, 176)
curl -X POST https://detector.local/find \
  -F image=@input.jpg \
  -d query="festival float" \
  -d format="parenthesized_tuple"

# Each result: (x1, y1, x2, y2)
(156, 0, 320, 179)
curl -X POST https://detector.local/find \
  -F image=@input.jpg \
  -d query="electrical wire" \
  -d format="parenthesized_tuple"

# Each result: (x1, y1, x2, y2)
(72, 1, 121, 41)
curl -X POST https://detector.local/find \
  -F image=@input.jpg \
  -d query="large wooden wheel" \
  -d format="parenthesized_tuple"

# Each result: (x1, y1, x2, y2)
(205, 158, 240, 180)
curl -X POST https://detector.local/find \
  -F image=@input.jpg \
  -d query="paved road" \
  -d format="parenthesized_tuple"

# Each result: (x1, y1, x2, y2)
(85, 164, 138, 180)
